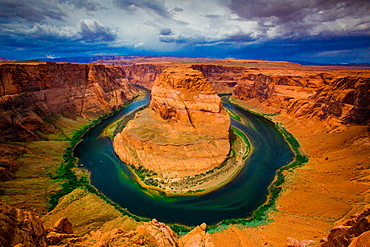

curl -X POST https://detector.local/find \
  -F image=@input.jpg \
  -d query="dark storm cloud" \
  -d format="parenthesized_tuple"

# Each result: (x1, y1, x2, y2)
(218, 0, 370, 50)
(205, 14, 221, 19)
(223, 0, 370, 22)
(159, 28, 172, 35)
(1, 19, 116, 49)
(79, 19, 117, 42)
(0, 0, 66, 23)
(172, 7, 183, 12)
(57, 0, 106, 11)
(113, 0, 171, 18)
(159, 34, 191, 44)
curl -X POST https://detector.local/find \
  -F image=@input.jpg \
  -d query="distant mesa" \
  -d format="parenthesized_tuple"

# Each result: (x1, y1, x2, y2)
(113, 66, 231, 178)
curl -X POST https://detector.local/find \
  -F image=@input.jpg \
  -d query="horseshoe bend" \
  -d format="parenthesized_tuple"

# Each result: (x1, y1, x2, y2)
(113, 66, 231, 178)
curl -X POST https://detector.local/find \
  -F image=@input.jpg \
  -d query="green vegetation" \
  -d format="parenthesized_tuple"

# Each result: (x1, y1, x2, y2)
(47, 96, 151, 223)
(231, 126, 250, 159)
(226, 96, 278, 117)
(205, 103, 309, 231)
(226, 108, 241, 121)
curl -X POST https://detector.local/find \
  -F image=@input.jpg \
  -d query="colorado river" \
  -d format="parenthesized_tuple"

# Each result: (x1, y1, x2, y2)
(74, 93, 295, 226)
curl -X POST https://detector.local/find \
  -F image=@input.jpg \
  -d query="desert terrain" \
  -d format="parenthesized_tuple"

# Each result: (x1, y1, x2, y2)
(0, 58, 369, 246)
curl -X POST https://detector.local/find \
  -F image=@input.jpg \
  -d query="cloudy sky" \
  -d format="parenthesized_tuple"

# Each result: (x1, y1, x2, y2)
(1, 0, 369, 63)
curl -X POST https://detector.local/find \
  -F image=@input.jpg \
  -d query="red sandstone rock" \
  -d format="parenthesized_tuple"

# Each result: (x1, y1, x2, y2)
(321, 208, 370, 246)
(53, 217, 73, 234)
(0, 61, 139, 141)
(0, 200, 47, 247)
(232, 69, 370, 132)
(114, 66, 231, 177)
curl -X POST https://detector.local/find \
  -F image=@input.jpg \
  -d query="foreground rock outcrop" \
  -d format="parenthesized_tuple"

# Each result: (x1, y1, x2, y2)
(114, 66, 230, 177)
(0, 200, 47, 247)
(320, 208, 370, 246)
(0, 61, 139, 142)
(1, 200, 215, 247)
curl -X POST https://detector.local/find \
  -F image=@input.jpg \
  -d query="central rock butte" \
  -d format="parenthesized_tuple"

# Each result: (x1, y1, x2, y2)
(113, 66, 231, 178)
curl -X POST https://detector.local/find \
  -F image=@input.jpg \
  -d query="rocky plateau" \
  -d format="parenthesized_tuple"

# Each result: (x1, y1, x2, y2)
(114, 66, 231, 178)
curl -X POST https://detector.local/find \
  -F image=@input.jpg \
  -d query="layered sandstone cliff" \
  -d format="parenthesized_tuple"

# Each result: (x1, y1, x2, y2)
(191, 64, 245, 93)
(114, 66, 230, 178)
(122, 64, 164, 89)
(232, 69, 370, 132)
(0, 61, 139, 141)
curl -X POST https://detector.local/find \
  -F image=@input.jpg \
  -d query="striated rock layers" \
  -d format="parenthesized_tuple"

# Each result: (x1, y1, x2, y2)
(114, 66, 231, 178)
(0, 61, 139, 141)
(232, 69, 370, 132)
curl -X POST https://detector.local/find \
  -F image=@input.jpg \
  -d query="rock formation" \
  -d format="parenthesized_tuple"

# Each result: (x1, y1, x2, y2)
(191, 64, 245, 93)
(114, 66, 231, 177)
(0, 61, 139, 141)
(0, 200, 47, 247)
(0, 143, 27, 181)
(122, 64, 165, 89)
(320, 208, 370, 246)
(179, 223, 214, 247)
(1, 200, 215, 247)
(232, 69, 370, 132)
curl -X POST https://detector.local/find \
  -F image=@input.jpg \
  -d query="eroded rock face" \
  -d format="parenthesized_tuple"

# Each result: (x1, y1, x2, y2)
(0, 143, 27, 181)
(320, 208, 370, 246)
(232, 69, 370, 132)
(179, 223, 214, 247)
(114, 66, 230, 177)
(0, 200, 47, 247)
(0, 61, 139, 141)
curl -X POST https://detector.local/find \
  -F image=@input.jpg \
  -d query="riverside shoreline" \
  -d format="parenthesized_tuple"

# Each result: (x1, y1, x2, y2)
(120, 126, 250, 196)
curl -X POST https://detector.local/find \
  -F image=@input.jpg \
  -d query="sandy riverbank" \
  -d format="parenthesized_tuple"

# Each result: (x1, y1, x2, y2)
(210, 99, 370, 247)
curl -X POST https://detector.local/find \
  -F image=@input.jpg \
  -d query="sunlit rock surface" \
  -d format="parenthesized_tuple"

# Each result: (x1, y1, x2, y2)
(114, 66, 230, 178)
(0, 61, 139, 141)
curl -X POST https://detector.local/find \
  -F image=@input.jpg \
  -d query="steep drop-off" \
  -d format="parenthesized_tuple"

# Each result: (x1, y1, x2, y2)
(114, 66, 231, 178)
(191, 64, 245, 93)
(232, 69, 370, 132)
(0, 61, 139, 142)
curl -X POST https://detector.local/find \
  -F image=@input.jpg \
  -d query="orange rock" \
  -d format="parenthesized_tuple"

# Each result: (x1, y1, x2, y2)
(232, 69, 370, 132)
(114, 66, 231, 177)
(0, 61, 139, 141)
(179, 222, 214, 247)
(53, 217, 73, 234)
(0, 200, 47, 247)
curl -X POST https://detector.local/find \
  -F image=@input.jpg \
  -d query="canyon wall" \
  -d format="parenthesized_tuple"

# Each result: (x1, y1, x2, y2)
(0, 61, 139, 142)
(122, 64, 165, 89)
(232, 69, 370, 132)
(191, 64, 245, 93)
